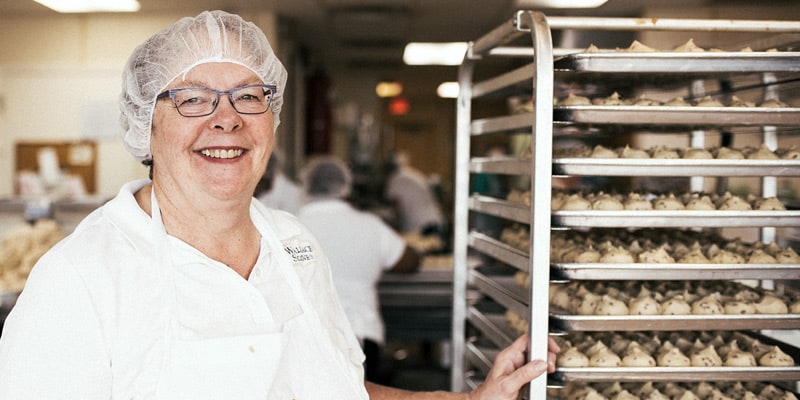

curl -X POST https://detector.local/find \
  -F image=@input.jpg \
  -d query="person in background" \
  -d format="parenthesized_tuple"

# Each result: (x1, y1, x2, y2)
(255, 148, 304, 214)
(385, 152, 446, 237)
(297, 155, 420, 383)
(0, 10, 557, 400)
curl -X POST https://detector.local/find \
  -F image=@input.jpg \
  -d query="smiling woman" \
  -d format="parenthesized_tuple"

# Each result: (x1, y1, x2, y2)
(0, 10, 557, 400)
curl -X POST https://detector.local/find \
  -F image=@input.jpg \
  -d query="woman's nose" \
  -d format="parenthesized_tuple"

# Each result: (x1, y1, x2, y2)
(210, 96, 243, 132)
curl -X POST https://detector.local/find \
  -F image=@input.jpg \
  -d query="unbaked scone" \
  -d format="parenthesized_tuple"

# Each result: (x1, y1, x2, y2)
(624, 193, 653, 210)
(715, 147, 745, 159)
(691, 345, 723, 367)
(683, 147, 713, 159)
(573, 246, 602, 263)
(560, 194, 592, 210)
(755, 294, 788, 314)
(756, 197, 786, 211)
(590, 145, 619, 158)
(760, 98, 789, 108)
(638, 246, 675, 264)
(673, 38, 705, 52)
(594, 294, 630, 315)
(718, 194, 752, 211)
(664, 97, 691, 107)
(724, 341, 757, 366)
(622, 346, 656, 367)
(678, 249, 710, 264)
(747, 249, 778, 264)
(557, 346, 590, 367)
(589, 346, 622, 367)
(710, 250, 746, 264)
(654, 193, 685, 210)
(600, 246, 635, 263)
(776, 247, 800, 263)
(780, 146, 800, 160)
(657, 346, 691, 367)
(633, 95, 661, 106)
(692, 293, 724, 315)
(592, 193, 624, 210)
(746, 144, 779, 160)
(592, 92, 628, 106)
(685, 195, 715, 210)
(695, 96, 724, 107)
(620, 145, 650, 159)
(759, 346, 795, 366)
(629, 295, 662, 315)
(730, 96, 756, 107)
(561, 93, 592, 106)
(651, 146, 680, 159)
(662, 295, 692, 315)
(724, 300, 757, 315)
(622, 40, 657, 52)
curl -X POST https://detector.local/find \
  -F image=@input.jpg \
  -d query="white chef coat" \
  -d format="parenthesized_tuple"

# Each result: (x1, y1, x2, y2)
(297, 199, 406, 344)
(0, 179, 367, 399)
(386, 166, 444, 233)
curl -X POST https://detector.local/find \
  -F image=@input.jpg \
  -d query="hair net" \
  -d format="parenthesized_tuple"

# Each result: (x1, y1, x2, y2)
(119, 10, 288, 163)
(301, 156, 352, 199)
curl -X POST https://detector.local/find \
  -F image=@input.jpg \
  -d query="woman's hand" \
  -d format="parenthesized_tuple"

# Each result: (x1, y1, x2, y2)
(468, 335, 560, 400)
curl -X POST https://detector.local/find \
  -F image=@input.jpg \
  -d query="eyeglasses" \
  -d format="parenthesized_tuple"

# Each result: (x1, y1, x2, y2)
(156, 84, 277, 117)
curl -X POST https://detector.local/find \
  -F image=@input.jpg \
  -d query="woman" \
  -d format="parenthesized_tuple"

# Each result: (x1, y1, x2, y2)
(0, 10, 557, 399)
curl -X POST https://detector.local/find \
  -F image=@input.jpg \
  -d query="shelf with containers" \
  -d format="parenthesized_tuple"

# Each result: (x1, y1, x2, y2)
(451, 11, 800, 399)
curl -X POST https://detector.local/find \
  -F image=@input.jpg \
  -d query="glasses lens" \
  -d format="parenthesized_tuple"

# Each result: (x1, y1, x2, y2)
(173, 88, 218, 117)
(232, 85, 272, 114)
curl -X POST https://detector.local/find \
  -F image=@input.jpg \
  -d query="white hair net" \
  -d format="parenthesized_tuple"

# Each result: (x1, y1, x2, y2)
(301, 156, 353, 199)
(119, 10, 288, 163)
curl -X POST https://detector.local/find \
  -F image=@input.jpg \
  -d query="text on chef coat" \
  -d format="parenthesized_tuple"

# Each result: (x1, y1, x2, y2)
(284, 243, 315, 262)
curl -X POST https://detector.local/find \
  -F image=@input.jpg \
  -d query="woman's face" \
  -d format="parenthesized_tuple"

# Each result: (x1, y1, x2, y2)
(150, 62, 274, 203)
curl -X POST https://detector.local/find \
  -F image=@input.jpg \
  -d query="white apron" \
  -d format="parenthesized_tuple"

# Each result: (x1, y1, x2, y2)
(148, 191, 368, 399)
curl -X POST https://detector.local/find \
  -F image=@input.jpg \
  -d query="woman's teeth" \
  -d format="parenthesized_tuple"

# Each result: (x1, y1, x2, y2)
(201, 149, 244, 159)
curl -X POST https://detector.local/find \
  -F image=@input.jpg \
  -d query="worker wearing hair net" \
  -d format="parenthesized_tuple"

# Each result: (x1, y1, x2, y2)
(297, 156, 420, 383)
(0, 10, 556, 400)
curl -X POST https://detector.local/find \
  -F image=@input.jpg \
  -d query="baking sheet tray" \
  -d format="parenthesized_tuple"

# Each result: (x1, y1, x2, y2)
(553, 158, 800, 177)
(550, 309, 800, 331)
(471, 271, 530, 318)
(551, 262, 800, 281)
(554, 331, 800, 382)
(471, 274, 800, 331)
(552, 210, 800, 228)
(553, 52, 800, 73)
(554, 106, 800, 126)
(553, 366, 800, 382)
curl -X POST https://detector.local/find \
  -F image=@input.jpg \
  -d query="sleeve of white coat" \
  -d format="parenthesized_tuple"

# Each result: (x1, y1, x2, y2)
(0, 250, 111, 399)
(376, 218, 407, 270)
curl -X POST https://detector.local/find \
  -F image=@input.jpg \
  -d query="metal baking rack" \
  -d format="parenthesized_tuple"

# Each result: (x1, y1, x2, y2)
(452, 11, 800, 397)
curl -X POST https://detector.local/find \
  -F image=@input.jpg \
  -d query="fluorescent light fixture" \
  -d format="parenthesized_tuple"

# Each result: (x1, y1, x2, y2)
(436, 82, 460, 99)
(375, 81, 403, 98)
(513, 0, 608, 8)
(403, 42, 468, 66)
(33, 0, 141, 12)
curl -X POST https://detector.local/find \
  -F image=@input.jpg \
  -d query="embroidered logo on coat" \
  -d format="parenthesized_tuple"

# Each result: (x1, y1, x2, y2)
(284, 242, 315, 263)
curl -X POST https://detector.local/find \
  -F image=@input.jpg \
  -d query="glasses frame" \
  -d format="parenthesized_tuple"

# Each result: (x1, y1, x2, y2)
(156, 84, 277, 117)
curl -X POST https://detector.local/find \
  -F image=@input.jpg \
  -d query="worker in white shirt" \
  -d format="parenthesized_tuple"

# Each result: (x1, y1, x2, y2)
(297, 155, 420, 383)
(0, 10, 558, 400)
(385, 152, 446, 237)
(256, 148, 305, 214)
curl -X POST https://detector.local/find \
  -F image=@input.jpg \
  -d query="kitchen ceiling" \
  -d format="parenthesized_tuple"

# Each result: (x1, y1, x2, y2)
(2, 0, 732, 72)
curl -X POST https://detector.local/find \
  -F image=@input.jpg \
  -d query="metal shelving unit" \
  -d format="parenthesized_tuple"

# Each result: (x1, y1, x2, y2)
(451, 11, 800, 399)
